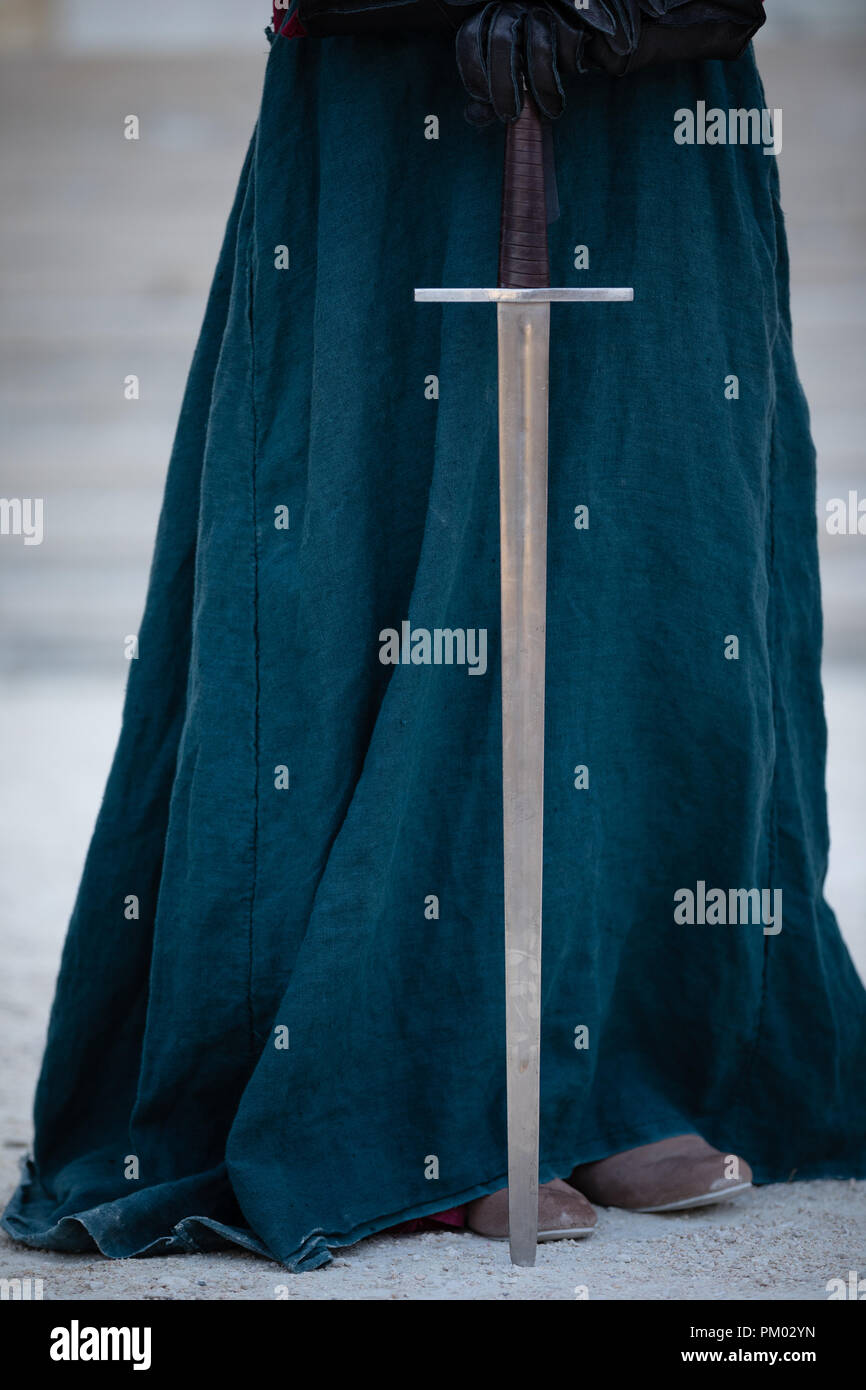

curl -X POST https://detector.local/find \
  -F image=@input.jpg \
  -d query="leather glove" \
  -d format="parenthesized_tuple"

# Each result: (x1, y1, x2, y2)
(453, 0, 765, 125)
(455, 2, 590, 125)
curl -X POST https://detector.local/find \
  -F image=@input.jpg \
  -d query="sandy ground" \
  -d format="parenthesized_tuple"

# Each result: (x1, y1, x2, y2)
(2, 1184, 865, 1301)
(1, 34, 865, 1299)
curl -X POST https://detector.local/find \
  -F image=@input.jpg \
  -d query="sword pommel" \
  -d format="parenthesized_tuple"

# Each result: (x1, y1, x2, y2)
(498, 94, 550, 292)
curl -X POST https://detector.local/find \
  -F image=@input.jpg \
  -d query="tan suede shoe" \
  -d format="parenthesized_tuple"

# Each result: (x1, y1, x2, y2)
(466, 1178, 597, 1240)
(569, 1134, 752, 1213)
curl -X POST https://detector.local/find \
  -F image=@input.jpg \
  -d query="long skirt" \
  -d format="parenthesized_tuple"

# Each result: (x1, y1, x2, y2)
(5, 27, 865, 1272)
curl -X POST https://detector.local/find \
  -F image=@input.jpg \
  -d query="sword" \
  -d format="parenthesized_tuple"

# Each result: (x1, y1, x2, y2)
(416, 90, 633, 1267)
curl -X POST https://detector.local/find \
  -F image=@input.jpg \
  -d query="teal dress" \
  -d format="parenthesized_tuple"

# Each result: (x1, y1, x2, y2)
(5, 28, 865, 1271)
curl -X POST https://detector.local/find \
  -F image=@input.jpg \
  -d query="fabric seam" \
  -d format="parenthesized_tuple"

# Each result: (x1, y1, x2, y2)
(246, 212, 262, 1059)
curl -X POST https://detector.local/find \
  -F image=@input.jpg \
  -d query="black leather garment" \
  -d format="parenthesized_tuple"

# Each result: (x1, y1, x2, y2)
(293, 0, 474, 37)
(294, 0, 766, 124)
(586, 1, 766, 78)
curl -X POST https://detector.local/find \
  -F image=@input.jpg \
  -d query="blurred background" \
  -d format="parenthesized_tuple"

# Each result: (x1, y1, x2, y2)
(0, 3, 864, 1161)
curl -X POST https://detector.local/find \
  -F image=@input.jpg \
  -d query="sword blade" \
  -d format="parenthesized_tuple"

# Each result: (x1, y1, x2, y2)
(497, 298, 549, 1267)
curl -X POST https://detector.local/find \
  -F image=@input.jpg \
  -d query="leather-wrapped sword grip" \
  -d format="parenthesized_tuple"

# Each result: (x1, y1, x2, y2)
(497, 93, 550, 291)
